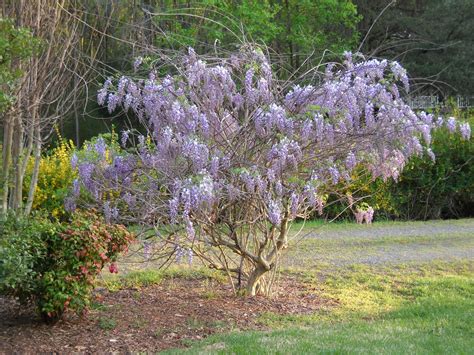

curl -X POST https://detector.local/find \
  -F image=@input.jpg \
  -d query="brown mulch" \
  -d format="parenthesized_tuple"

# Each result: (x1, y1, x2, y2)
(0, 276, 334, 353)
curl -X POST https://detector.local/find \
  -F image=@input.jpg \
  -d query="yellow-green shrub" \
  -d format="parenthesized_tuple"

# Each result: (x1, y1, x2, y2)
(23, 137, 76, 219)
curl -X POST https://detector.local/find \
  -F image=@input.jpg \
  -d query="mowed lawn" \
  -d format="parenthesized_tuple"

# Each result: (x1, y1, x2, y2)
(165, 219, 474, 354)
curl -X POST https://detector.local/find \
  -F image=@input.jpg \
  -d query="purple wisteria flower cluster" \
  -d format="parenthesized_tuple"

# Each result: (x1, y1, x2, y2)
(70, 46, 470, 295)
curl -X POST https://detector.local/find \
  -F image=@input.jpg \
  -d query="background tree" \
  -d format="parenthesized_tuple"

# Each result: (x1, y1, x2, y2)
(354, 0, 474, 96)
(0, 18, 39, 113)
(0, 17, 39, 216)
(0, 0, 103, 216)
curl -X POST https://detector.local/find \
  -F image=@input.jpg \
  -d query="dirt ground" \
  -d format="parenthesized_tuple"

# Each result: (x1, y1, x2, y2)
(0, 275, 331, 353)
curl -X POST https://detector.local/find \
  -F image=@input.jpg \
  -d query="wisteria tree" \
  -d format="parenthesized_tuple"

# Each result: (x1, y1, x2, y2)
(70, 46, 470, 296)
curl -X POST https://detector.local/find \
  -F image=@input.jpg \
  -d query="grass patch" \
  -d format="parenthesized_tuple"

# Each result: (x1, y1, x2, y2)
(90, 301, 108, 311)
(186, 317, 207, 330)
(98, 317, 117, 331)
(98, 266, 226, 292)
(292, 217, 474, 231)
(283, 219, 474, 270)
(131, 318, 148, 329)
(165, 261, 474, 354)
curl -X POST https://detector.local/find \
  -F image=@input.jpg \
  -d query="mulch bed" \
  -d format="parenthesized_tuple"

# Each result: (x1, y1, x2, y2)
(0, 275, 334, 353)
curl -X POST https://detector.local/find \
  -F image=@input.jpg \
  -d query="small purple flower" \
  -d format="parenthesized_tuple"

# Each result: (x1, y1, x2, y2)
(64, 197, 76, 212)
(305, 185, 317, 207)
(123, 192, 136, 207)
(124, 94, 133, 111)
(345, 152, 357, 171)
(107, 93, 120, 113)
(97, 89, 107, 106)
(328, 166, 340, 185)
(227, 184, 240, 201)
(420, 124, 431, 145)
(78, 163, 94, 187)
(275, 180, 283, 196)
(255, 176, 267, 194)
(97, 79, 110, 106)
(210, 156, 219, 177)
(390, 61, 409, 91)
(169, 196, 179, 224)
(267, 168, 276, 182)
(175, 246, 185, 263)
(121, 130, 130, 147)
(459, 122, 471, 140)
(94, 137, 107, 158)
(290, 193, 299, 218)
(104, 202, 119, 223)
(446, 117, 457, 133)
(427, 148, 436, 162)
(268, 199, 281, 226)
(72, 179, 80, 196)
(185, 217, 195, 239)
(365, 207, 375, 224)
(133, 56, 143, 71)
(435, 116, 444, 127)
(245, 68, 256, 105)
(241, 172, 255, 192)
(71, 153, 78, 169)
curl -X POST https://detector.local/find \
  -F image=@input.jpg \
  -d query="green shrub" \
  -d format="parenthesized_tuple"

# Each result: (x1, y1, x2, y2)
(22, 135, 76, 219)
(323, 115, 473, 221)
(0, 213, 55, 302)
(388, 117, 473, 219)
(0, 211, 134, 324)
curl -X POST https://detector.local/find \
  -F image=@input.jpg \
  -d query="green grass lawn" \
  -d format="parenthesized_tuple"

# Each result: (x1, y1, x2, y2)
(164, 261, 473, 354)
(117, 219, 474, 354)
(282, 219, 474, 270)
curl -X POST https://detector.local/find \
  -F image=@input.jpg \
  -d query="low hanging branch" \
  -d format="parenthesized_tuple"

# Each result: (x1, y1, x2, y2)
(71, 46, 471, 296)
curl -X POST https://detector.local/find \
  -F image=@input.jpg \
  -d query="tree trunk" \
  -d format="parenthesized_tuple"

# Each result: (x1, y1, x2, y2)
(74, 76, 80, 147)
(24, 124, 41, 216)
(1, 114, 14, 215)
(11, 111, 24, 211)
(246, 264, 269, 297)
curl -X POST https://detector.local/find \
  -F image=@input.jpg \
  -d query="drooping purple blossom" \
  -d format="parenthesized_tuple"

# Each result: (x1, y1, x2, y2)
(107, 93, 120, 114)
(447, 117, 457, 133)
(94, 137, 107, 159)
(64, 197, 76, 213)
(78, 163, 94, 188)
(427, 148, 436, 163)
(459, 122, 471, 140)
(267, 199, 282, 225)
(175, 245, 185, 263)
(345, 152, 357, 172)
(97, 78, 112, 106)
(123, 192, 136, 207)
(71, 153, 78, 169)
(133, 56, 143, 71)
(121, 130, 130, 147)
(290, 193, 299, 218)
(72, 179, 80, 196)
(328, 166, 340, 185)
(390, 61, 409, 92)
(104, 201, 116, 223)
